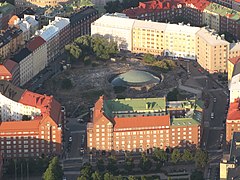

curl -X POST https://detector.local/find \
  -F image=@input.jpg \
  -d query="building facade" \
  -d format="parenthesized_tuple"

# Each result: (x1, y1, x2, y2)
(91, 13, 135, 51)
(26, 36, 47, 77)
(87, 96, 202, 153)
(123, 0, 240, 39)
(70, 7, 98, 42)
(92, 13, 231, 73)
(11, 48, 33, 86)
(0, 27, 24, 59)
(0, 81, 64, 159)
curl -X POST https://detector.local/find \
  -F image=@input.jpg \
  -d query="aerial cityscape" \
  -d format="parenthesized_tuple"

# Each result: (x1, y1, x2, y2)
(0, 0, 239, 179)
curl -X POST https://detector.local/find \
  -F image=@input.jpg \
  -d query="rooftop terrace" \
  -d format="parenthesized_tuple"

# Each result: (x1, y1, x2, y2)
(205, 3, 240, 20)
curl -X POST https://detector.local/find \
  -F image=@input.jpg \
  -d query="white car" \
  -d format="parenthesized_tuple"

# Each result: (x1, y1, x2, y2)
(63, 177, 67, 180)
(210, 112, 214, 119)
(69, 136, 72, 142)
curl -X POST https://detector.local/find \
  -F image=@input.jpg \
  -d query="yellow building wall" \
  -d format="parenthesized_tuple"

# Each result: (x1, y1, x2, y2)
(132, 28, 165, 55)
(228, 60, 235, 81)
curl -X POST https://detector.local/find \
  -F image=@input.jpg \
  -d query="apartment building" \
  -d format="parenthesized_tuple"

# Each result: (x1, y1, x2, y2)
(123, 0, 240, 39)
(0, 2, 15, 30)
(92, 13, 230, 72)
(226, 98, 240, 142)
(0, 65, 12, 81)
(210, 0, 233, 7)
(232, 0, 240, 11)
(196, 28, 229, 73)
(123, 0, 209, 26)
(51, 17, 70, 54)
(3, 59, 20, 86)
(70, 7, 99, 42)
(229, 73, 240, 103)
(220, 132, 240, 179)
(8, 15, 39, 41)
(26, 36, 47, 77)
(0, 27, 24, 59)
(11, 48, 33, 86)
(132, 21, 167, 55)
(91, 13, 135, 51)
(87, 96, 202, 153)
(0, 81, 64, 159)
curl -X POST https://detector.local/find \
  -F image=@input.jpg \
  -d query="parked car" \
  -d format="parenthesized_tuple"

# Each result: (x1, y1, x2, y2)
(211, 112, 214, 119)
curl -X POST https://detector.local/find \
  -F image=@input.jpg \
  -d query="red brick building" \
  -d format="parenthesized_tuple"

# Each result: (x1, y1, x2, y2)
(0, 81, 64, 160)
(123, 0, 209, 26)
(87, 96, 202, 153)
(226, 98, 240, 142)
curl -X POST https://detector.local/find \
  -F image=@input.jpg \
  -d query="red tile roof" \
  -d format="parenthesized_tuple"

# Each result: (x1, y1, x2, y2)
(4, 59, 18, 73)
(123, 0, 210, 17)
(0, 119, 40, 132)
(114, 115, 170, 129)
(19, 91, 61, 124)
(8, 15, 19, 26)
(227, 99, 240, 120)
(26, 36, 46, 52)
(229, 56, 240, 65)
(0, 65, 12, 79)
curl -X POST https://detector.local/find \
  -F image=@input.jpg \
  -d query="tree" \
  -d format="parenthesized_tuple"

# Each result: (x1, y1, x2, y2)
(106, 156, 118, 174)
(43, 157, 63, 180)
(190, 170, 204, 180)
(138, 153, 152, 172)
(171, 149, 181, 164)
(91, 171, 101, 180)
(143, 53, 155, 64)
(80, 163, 93, 179)
(103, 172, 114, 180)
(96, 159, 105, 172)
(124, 157, 134, 173)
(128, 176, 137, 180)
(182, 149, 193, 162)
(61, 78, 73, 89)
(153, 148, 167, 162)
(167, 88, 179, 101)
(194, 149, 208, 168)
(141, 176, 147, 180)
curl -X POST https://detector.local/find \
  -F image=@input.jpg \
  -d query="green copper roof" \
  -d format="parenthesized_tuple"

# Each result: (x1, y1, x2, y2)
(0, 2, 15, 15)
(171, 118, 200, 126)
(104, 97, 166, 118)
(205, 3, 240, 21)
(111, 70, 160, 87)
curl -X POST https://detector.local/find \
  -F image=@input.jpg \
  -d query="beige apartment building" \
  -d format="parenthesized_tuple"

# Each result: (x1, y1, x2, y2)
(196, 28, 229, 73)
(92, 13, 233, 73)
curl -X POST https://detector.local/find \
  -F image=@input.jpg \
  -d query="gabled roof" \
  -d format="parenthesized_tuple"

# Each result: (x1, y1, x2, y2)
(11, 48, 32, 63)
(4, 59, 18, 73)
(26, 36, 46, 52)
(114, 115, 170, 130)
(0, 65, 12, 78)
(0, 119, 40, 132)
(19, 90, 61, 124)
(0, 80, 25, 102)
(227, 99, 240, 120)
(229, 56, 240, 65)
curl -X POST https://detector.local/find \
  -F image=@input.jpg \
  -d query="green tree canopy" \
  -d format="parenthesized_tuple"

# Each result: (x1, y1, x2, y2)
(153, 148, 167, 162)
(106, 156, 118, 174)
(96, 158, 105, 172)
(171, 149, 181, 164)
(143, 53, 156, 64)
(124, 157, 134, 173)
(194, 149, 208, 168)
(91, 171, 102, 180)
(80, 163, 93, 179)
(138, 153, 152, 172)
(43, 157, 63, 180)
(182, 149, 193, 162)
(103, 172, 115, 180)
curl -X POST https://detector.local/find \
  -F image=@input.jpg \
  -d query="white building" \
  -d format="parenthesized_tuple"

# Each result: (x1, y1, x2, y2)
(91, 13, 135, 51)
(36, 17, 69, 63)
(26, 36, 47, 77)
(0, 81, 41, 121)
(229, 73, 240, 103)
(12, 15, 39, 41)
(11, 48, 33, 86)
